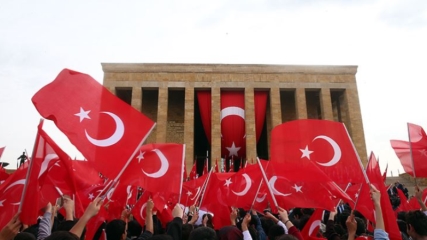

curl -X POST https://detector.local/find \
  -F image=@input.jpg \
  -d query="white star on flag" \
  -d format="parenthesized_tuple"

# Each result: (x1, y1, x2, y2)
(419, 149, 427, 157)
(164, 204, 168, 209)
(300, 146, 313, 159)
(186, 191, 192, 196)
(224, 178, 232, 187)
(292, 184, 303, 193)
(226, 142, 241, 157)
(74, 107, 91, 122)
(0, 199, 5, 207)
(88, 193, 95, 200)
(136, 151, 145, 163)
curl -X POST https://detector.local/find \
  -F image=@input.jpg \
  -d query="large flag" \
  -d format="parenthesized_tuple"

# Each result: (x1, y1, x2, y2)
(32, 69, 156, 179)
(391, 123, 427, 177)
(181, 174, 208, 206)
(120, 143, 185, 195)
(366, 152, 400, 240)
(270, 119, 366, 185)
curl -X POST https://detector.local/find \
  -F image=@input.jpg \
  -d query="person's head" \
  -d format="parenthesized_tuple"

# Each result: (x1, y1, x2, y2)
(397, 219, 408, 235)
(202, 213, 214, 228)
(182, 224, 194, 240)
(57, 220, 86, 240)
(277, 235, 298, 240)
(268, 225, 285, 240)
(106, 219, 127, 240)
(127, 220, 142, 238)
(355, 217, 366, 236)
(219, 226, 243, 240)
(14, 232, 36, 240)
(406, 210, 427, 238)
(44, 231, 80, 240)
(189, 226, 217, 240)
(397, 211, 407, 221)
(146, 235, 173, 240)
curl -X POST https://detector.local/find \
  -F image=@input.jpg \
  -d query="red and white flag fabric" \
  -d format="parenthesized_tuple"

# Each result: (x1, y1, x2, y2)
(131, 191, 151, 227)
(391, 123, 427, 177)
(181, 174, 208, 207)
(366, 152, 401, 240)
(300, 208, 325, 240)
(0, 165, 28, 228)
(223, 162, 263, 209)
(0, 167, 9, 184)
(346, 183, 375, 224)
(215, 159, 220, 173)
(189, 161, 197, 180)
(120, 143, 185, 195)
(221, 91, 246, 160)
(270, 119, 366, 185)
(0, 146, 5, 159)
(32, 69, 156, 179)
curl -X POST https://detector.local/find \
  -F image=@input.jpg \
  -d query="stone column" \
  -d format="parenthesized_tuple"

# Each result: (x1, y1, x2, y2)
(296, 88, 307, 119)
(245, 87, 257, 161)
(320, 88, 333, 121)
(131, 87, 142, 111)
(343, 86, 368, 165)
(156, 87, 168, 143)
(184, 87, 195, 177)
(211, 87, 221, 166)
(270, 88, 282, 128)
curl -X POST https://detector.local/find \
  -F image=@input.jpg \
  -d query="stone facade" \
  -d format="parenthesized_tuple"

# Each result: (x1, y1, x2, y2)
(102, 63, 367, 175)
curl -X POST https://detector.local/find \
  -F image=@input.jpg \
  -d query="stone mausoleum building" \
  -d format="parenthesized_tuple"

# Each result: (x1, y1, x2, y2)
(102, 63, 367, 175)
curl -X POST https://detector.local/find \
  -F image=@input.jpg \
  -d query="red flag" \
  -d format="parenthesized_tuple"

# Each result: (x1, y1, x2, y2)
(300, 208, 325, 240)
(181, 174, 208, 207)
(31, 69, 155, 179)
(391, 123, 427, 177)
(271, 119, 366, 185)
(223, 163, 263, 209)
(366, 152, 400, 240)
(183, 160, 188, 182)
(189, 160, 197, 180)
(215, 159, 220, 173)
(131, 191, 151, 227)
(0, 146, 5, 159)
(382, 163, 388, 182)
(120, 143, 185, 194)
(396, 188, 409, 212)
(346, 183, 375, 224)
(0, 165, 28, 228)
(0, 167, 9, 184)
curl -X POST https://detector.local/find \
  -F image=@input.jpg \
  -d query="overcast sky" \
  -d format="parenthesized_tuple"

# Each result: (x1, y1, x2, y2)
(1, 0, 426, 176)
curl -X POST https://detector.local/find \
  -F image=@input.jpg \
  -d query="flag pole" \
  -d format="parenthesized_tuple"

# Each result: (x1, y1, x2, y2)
(407, 123, 418, 185)
(197, 167, 214, 209)
(344, 124, 370, 184)
(178, 144, 186, 204)
(18, 119, 44, 214)
(335, 182, 352, 209)
(256, 157, 279, 209)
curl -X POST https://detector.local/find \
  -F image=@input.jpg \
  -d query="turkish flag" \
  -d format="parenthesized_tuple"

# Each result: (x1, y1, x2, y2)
(346, 183, 375, 224)
(121, 143, 185, 195)
(391, 123, 427, 177)
(263, 161, 353, 211)
(366, 152, 401, 240)
(271, 119, 366, 185)
(131, 191, 151, 227)
(181, 174, 208, 206)
(396, 188, 410, 212)
(189, 161, 197, 180)
(0, 166, 28, 229)
(301, 208, 325, 240)
(221, 91, 246, 159)
(32, 69, 156, 179)
(201, 172, 235, 229)
(224, 161, 263, 209)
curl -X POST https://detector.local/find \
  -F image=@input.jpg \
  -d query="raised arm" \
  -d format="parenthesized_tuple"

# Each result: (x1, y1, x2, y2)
(415, 185, 427, 212)
(69, 197, 103, 238)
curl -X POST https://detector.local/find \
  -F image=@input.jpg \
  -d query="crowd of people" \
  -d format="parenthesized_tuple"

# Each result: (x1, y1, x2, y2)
(0, 184, 426, 240)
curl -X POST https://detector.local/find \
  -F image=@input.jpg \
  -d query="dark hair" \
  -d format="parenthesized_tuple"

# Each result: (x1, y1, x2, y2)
(14, 232, 36, 240)
(406, 210, 427, 236)
(148, 235, 173, 240)
(182, 224, 194, 240)
(189, 226, 217, 240)
(57, 220, 86, 240)
(106, 219, 126, 240)
(355, 217, 366, 236)
(127, 220, 142, 238)
(277, 235, 298, 240)
(397, 211, 407, 221)
(202, 213, 214, 229)
(44, 231, 80, 240)
(396, 219, 407, 235)
(268, 225, 285, 240)
(260, 217, 275, 237)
